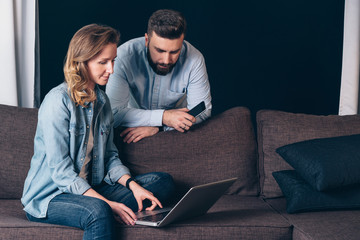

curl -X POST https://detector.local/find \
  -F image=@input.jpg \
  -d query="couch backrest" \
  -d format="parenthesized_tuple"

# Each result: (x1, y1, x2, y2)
(0, 104, 38, 199)
(115, 107, 259, 197)
(257, 109, 360, 198)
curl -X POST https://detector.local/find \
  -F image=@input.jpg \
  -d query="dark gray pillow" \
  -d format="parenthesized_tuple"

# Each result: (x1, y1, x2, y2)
(276, 134, 360, 191)
(256, 109, 360, 199)
(273, 170, 360, 213)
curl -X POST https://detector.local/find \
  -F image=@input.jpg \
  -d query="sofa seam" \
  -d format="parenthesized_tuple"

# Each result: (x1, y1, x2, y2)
(262, 198, 313, 240)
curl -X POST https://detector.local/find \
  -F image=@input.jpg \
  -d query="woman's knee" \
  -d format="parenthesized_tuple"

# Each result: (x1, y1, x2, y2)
(140, 172, 173, 183)
(158, 172, 175, 193)
(84, 198, 114, 227)
(88, 198, 113, 219)
(140, 172, 175, 200)
(80, 198, 115, 239)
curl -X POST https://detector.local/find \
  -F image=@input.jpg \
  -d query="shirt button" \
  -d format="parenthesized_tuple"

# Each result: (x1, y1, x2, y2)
(86, 125, 89, 128)
(81, 158, 84, 161)
(94, 155, 97, 158)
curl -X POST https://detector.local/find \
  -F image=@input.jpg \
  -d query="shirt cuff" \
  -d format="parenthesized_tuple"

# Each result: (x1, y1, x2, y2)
(104, 165, 131, 185)
(163, 126, 175, 131)
(150, 109, 165, 126)
(67, 177, 91, 195)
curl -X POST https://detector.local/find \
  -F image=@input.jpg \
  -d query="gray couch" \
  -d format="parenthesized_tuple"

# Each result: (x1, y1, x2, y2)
(1, 103, 360, 240)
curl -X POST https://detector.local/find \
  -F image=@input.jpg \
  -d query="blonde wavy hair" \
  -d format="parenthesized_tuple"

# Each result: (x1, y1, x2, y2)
(63, 24, 120, 107)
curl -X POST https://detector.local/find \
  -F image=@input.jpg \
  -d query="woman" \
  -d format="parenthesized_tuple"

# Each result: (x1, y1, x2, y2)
(21, 24, 174, 239)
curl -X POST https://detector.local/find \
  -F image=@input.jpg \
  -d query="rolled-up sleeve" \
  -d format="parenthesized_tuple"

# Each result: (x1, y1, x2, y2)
(186, 53, 212, 123)
(103, 101, 131, 185)
(107, 59, 165, 128)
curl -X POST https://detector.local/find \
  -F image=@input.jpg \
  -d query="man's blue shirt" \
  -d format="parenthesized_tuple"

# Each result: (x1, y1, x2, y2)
(106, 37, 212, 129)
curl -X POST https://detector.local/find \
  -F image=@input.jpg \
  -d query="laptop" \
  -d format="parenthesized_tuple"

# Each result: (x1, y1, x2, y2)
(135, 177, 237, 227)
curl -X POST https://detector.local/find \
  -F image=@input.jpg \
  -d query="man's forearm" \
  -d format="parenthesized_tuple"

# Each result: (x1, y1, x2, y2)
(113, 107, 164, 128)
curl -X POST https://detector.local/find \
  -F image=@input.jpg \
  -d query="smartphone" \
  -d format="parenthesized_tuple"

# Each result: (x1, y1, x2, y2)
(188, 101, 206, 117)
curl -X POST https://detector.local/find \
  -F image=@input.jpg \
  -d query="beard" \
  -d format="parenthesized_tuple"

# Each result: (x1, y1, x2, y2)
(147, 49, 176, 76)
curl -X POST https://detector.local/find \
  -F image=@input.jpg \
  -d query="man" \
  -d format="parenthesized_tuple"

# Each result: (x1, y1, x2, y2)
(106, 9, 212, 143)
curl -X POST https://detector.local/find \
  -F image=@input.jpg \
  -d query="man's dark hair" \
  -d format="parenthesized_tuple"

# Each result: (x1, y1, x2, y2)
(147, 9, 187, 39)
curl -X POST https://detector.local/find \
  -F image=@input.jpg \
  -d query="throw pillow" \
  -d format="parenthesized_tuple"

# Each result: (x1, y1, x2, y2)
(273, 170, 360, 213)
(276, 134, 360, 191)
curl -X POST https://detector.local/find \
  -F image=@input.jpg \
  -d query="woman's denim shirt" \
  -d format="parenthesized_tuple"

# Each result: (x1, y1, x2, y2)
(21, 83, 130, 218)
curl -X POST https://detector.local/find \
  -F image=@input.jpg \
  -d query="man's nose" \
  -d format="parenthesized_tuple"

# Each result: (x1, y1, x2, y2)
(162, 53, 171, 65)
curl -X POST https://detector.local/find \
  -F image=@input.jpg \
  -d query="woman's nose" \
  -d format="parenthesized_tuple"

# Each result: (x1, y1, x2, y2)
(107, 62, 114, 74)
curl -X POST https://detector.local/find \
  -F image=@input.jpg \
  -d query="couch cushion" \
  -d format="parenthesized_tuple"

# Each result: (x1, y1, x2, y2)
(0, 104, 38, 199)
(0, 197, 291, 240)
(273, 170, 360, 213)
(0, 200, 83, 239)
(119, 196, 292, 240)
(115, 107, 259, 196)
(266, 198, 360, 240)
(256, 110, 360, 198)
(276, 134, 360, 191)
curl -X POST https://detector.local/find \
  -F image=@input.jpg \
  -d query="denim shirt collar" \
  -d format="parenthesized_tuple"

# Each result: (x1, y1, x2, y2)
(82, 85, 106, 109)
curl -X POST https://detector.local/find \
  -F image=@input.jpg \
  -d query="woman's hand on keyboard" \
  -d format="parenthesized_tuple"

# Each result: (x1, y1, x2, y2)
(130, 183, 163, 212)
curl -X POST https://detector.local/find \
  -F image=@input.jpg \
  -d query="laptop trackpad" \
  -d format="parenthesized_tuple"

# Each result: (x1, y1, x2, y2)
(135, 208, 172, 226)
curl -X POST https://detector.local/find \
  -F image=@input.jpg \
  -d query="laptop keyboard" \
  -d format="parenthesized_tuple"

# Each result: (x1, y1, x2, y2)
(137, 211, 170, 222)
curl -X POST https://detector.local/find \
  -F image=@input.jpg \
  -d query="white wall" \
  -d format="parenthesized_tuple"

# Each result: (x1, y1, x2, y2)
(0, 0, 36, 108)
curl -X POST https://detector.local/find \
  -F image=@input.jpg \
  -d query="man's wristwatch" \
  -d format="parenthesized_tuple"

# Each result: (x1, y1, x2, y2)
(125, 177, 137, 190)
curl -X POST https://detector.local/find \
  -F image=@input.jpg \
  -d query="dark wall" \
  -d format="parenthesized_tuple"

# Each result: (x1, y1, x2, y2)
(39, 0, 344, 117)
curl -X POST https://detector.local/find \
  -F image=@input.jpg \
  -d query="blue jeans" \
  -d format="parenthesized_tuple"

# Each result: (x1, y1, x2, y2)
(26, 172, 175, 240)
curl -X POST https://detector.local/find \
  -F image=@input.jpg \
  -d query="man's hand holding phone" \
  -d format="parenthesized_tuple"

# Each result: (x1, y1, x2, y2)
(162, 101, 205, 132)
